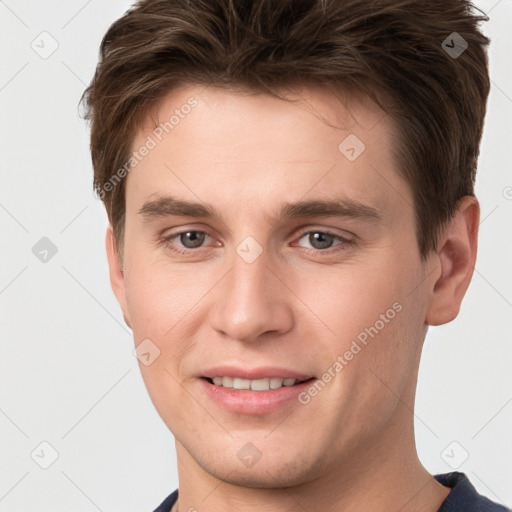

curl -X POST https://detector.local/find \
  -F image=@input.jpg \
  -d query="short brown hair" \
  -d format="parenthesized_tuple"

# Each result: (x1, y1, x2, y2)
(82, 0, 490, 259)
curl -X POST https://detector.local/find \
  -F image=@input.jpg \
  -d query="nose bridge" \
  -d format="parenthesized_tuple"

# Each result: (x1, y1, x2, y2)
(232, 241, 269, 298)
(211, 240, 293, 342)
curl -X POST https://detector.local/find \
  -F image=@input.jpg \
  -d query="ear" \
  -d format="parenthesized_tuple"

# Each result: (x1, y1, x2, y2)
(425, 196, 479, 326)
(105, 226, 132, 329)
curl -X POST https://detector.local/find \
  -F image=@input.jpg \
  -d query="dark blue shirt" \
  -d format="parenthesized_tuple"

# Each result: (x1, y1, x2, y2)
(435, 473, 510, 511)
(153, 472, 510, 511)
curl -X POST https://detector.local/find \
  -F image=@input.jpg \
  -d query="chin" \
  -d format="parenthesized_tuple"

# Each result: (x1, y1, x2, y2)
(205, 462, 314, 489)
(186, 440, 326, 489)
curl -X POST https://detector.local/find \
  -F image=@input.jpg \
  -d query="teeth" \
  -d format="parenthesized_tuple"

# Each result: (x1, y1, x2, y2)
(210, 376, 305, 391)
(221, 376, 233, 388)
(250, 378, 270, 391)
(233, 378, 251, 390)
(270, 377, 284, 389)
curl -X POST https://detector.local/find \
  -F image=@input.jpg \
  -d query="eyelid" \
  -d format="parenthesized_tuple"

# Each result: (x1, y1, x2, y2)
(294, 226, 355, 241)
(160, 223, 215, 238)
(163, 224, 354, 241)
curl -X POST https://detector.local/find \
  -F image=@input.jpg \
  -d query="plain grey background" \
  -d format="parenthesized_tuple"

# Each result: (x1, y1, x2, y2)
(0, 1, 511, 511)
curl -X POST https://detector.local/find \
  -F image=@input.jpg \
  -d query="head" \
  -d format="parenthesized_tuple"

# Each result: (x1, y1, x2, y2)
(82, 0, 489, 488)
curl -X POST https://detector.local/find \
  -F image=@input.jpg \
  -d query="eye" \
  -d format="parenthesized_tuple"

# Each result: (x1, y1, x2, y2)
(295, 230, 351, 253)
(174, 231, 208, 249)
(163, 230, 215, 255)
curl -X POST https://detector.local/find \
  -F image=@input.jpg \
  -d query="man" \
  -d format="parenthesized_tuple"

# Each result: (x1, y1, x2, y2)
(82, 0, 510, 510)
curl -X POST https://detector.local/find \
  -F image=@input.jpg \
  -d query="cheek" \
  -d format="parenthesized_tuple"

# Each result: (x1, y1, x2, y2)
(123, 252, 210, 389)
(300, 263, 424, 438)
(123, 248, 198, 339)
(123, 265, 200, 424)
(295, 259, 413, 341)
(296, 255, 425, 390)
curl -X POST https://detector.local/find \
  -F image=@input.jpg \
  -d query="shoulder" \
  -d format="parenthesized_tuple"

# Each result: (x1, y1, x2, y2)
(435, 472, 511, 512)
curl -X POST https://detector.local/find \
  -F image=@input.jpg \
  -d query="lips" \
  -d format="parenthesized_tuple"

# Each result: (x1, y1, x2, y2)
(199, 366, 317, 414)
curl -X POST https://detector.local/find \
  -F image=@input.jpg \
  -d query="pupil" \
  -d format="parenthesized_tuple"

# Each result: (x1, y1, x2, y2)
(310, 232, 333, 249)
(181, 231, 205, 248)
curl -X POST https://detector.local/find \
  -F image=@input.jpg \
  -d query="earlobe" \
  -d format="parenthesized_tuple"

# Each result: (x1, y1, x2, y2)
(425, 196, 480, 326)
(105, 226, 132, 329)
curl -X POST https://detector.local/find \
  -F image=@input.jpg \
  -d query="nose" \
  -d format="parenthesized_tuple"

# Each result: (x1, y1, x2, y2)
(209, 247, 294, 344)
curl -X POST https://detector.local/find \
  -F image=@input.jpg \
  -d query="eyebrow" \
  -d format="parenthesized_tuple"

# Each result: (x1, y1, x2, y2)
(138, 194, 381, 223)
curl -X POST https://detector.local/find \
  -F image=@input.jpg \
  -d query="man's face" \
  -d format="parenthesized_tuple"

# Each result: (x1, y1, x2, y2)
(114, 84, 435, 487)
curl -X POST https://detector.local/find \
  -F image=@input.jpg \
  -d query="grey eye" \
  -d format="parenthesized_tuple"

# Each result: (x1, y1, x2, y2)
(178, 231, 207, 249)
(299, 232, 340, 250)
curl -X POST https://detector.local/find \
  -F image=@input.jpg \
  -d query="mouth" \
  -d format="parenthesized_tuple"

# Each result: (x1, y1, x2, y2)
(199, 368, 317, 415)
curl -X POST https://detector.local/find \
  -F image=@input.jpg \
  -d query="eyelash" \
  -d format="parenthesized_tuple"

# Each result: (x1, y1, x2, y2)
(160, 228, 353, 256)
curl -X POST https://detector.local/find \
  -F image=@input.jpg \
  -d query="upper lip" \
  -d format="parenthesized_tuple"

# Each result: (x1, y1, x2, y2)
(201, 366, 314, 381)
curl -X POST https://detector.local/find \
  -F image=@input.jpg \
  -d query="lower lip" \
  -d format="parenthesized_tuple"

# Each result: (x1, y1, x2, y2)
(199, 377, 316, 415)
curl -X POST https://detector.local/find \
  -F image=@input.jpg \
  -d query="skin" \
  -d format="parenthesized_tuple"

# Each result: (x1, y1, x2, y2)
(106, 83, 479, 511)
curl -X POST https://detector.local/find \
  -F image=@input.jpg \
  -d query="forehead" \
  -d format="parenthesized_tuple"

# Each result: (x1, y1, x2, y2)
(138, 82, 388, 158)
(126, 83, 411, 222)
